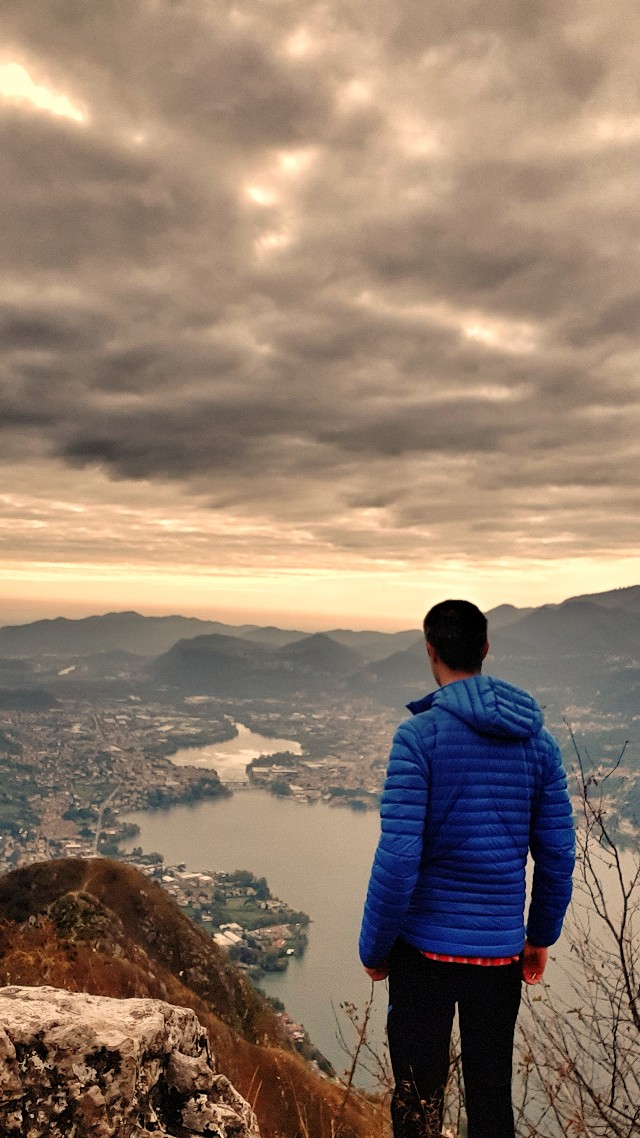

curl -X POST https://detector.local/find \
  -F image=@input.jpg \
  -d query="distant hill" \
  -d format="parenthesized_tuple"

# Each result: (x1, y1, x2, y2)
(0, 859, 375, 1138)
(323, 627, 420, 661)
(564, 584, 640, 614)
(479, 601, 640, 741)
(0, 611, 402, 663)
(232, 624, 308, 648)
(0, 612, 224, 658)
(153, 633, 280, 696)
(152, 632, 364, 697)
(489, 600, 640, 692)
(486, 603, 535, 629)
(0, 612, 307, 659)
(350, 636, 426, 704)
(492, 600, 640, 659)
(275, 632, 363, 674)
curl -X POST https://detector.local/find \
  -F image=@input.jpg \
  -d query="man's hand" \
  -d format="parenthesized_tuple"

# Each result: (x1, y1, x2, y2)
(364, 962, 388, 981)
(521, 940, 548, 985)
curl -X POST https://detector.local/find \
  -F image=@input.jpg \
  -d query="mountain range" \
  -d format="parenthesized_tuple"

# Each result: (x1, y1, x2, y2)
(0, 587, 639, 737)
(0, 610, 417, 661)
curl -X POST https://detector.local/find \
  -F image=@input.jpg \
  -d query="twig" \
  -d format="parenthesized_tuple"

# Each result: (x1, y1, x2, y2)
(332, 980, 376, 1136)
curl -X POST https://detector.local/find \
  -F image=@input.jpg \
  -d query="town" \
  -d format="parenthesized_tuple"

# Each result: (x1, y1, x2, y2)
(1, 689, 637, 866)
(0, 695, 399, 847)
(0, 694, 398, 983)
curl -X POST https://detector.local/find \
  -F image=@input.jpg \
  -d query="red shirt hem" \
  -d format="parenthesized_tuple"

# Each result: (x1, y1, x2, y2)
(422, 951, 520, 966)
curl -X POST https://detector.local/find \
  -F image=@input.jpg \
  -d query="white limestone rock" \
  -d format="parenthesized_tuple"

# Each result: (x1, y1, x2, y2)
(0, 986, 260, 1137)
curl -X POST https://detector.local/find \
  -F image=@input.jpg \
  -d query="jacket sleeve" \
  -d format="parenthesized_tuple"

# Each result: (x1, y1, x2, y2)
(359, 719, 430, 968)
(526, 732, 575, 947)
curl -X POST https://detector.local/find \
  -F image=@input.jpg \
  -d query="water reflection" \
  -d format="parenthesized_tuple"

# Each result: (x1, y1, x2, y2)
(168, 721, 302, 782)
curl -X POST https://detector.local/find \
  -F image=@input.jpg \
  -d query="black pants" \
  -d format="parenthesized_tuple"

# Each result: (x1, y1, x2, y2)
(387, 940, 522, 1138)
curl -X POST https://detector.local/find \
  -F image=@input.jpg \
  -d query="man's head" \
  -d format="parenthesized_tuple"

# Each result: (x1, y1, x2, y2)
(423, 599, 488, 683)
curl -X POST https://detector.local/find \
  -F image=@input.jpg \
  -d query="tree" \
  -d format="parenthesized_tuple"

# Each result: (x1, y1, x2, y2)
(515, 732, 639, 1137)
(270, 779, 292, 797)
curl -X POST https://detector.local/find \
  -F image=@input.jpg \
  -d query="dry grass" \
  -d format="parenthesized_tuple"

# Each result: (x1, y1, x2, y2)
(0, 858, 385, 1138)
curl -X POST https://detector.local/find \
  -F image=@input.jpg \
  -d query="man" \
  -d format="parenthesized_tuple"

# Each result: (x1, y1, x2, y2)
(359, 600, 575, 1138)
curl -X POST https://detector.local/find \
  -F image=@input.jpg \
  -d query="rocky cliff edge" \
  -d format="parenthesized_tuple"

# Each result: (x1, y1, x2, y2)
(0, 985, 260, 1137)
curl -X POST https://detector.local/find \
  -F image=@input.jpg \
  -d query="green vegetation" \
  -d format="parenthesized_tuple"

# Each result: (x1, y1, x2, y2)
(269, 779, 292, 796)
(215, 904, 291, 931)
(224, 870, 269, 894)
(0, 729, 22, 756)
(147, 721, 238, 758)
(249, 751, 300, 768)
(328, 785, 379, 809)
(0, 806, 38, 833)
(144, 774, 230, 808)
(0, 758, 41, 831)
(72, 778, 111, 804)
(128, 847, 163, 865)
(98, 822, 140, 856)
(63, 805, 98, 822)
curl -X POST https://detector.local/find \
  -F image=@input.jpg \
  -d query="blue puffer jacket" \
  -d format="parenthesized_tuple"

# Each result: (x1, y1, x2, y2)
(359, 674, 575, 967)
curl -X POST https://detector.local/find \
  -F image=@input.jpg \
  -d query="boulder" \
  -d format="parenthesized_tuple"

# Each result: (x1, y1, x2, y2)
(0, 985, 260, 1137)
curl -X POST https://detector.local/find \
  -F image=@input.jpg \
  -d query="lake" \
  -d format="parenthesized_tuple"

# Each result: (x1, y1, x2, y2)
(121, 787, 384, 1080)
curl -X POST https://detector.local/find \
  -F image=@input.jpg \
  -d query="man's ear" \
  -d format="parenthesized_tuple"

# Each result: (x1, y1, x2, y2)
(426, 640, 438, 665)
(481, 640, 490, 660)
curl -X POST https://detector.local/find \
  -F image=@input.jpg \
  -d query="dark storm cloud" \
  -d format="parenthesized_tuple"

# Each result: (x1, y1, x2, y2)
(1, 0, 640, 562)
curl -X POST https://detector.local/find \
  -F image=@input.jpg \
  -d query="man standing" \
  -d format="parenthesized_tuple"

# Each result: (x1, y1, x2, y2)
(359, 600, 575, 1138)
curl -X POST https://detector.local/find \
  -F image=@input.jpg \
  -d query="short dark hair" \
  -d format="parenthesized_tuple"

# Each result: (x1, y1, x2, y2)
(423, 599, 488, 672)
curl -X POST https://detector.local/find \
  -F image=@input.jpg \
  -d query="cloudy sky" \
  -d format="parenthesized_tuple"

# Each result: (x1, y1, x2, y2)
(1, 0, 639, 629)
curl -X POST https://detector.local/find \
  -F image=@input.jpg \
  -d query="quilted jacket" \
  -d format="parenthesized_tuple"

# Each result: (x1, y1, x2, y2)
(359, 674, 575, 967)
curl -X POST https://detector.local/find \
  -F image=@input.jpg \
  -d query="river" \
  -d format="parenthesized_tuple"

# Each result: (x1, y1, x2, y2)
(168, 721, 302, 782)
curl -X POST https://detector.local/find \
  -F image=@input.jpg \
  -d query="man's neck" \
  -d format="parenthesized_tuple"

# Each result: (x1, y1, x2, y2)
(436, 666, 481, 688)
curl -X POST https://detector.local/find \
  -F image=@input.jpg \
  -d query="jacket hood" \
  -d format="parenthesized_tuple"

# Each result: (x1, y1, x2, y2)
(406, 674, 544, 740)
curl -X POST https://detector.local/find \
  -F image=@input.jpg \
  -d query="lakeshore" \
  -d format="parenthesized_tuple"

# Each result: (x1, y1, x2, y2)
(120, 788, 384, 1081)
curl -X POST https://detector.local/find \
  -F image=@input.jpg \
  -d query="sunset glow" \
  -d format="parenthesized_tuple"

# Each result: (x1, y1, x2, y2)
(1, 2, 639, 630)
